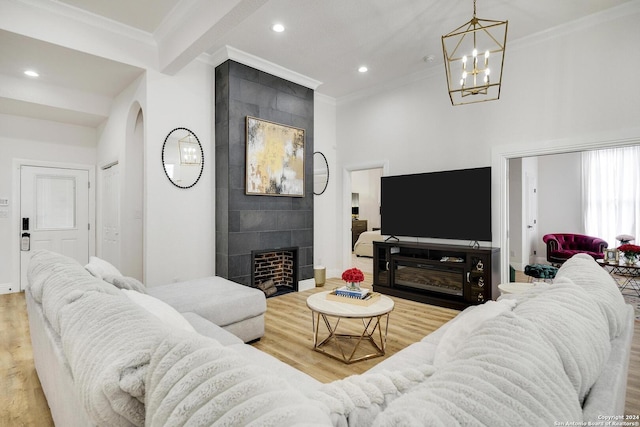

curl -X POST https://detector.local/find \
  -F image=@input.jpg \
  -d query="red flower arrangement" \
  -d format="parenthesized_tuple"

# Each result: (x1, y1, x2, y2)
(619, 244, 640, 257)
(342, 267, 365, 284)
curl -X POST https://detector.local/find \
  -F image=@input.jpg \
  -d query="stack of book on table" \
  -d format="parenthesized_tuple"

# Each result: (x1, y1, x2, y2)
(326, 286, 381, 306)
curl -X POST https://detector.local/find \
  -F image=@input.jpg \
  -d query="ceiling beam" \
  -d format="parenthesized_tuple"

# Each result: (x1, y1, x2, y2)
(0, 74, 111, 118)
(0, 0, 157, 70)
(156, 0, 268, 75)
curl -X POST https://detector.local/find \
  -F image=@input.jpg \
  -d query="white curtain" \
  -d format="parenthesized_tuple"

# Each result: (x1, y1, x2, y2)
(582, 145, 640, 249)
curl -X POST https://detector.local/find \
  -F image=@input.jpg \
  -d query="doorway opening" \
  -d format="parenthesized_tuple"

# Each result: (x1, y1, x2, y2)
(121, 107, 144, 281)
(495, 134, 640, 284)
(343, 161, 388, 274)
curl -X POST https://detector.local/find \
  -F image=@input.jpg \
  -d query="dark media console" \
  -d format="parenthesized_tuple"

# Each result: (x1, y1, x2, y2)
(373, 241, 500, 310)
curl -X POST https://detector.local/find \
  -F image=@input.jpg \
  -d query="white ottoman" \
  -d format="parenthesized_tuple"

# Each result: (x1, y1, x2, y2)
(148, 276, 267, 342)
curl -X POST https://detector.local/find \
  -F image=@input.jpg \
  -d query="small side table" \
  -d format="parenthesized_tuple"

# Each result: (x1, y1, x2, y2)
(306, 291, 394, 364)
(498, 282, 536, 295)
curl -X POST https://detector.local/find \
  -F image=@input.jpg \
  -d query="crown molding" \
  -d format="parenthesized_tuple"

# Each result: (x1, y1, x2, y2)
(509, 0, 640, 52)
(206, 46, 323, 90)
(15, 0, 156, 46)
(335, 65, 442, 106)
(314, 92, 337, 106)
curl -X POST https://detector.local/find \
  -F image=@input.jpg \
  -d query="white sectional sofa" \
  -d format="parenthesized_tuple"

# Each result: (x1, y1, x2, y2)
(26, 250, 634, 426)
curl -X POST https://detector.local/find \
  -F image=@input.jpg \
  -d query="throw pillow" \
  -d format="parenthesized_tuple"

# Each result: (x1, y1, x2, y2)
(433, 298, 516, 367)
(85, 256, 122, 280)
(121, 289, 196, 332)
(104, 275, 146, 293)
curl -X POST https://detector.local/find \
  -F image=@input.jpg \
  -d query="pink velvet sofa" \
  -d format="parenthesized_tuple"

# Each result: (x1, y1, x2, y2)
(543, 233, 608, 265)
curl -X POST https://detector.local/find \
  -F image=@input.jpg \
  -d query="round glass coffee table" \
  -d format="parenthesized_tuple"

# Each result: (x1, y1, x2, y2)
(306, 291, 394, 364)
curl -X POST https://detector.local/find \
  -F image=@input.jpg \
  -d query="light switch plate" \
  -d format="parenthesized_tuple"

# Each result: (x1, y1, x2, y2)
(0, 198, 8, 206)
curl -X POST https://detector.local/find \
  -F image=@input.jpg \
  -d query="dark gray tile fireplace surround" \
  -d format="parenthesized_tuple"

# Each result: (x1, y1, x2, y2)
(215, 60, 314, 287)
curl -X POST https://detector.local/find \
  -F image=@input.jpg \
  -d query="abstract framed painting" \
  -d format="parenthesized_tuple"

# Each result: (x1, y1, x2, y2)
(245, 116, 305, 197)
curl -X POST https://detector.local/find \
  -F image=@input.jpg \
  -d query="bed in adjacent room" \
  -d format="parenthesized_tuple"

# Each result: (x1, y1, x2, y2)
(353, 230, 386, 257)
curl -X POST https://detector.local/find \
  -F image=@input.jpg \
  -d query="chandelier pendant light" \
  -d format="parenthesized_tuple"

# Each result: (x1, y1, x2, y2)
(179, 133, 202, 165)
(442, 0, 508, 106)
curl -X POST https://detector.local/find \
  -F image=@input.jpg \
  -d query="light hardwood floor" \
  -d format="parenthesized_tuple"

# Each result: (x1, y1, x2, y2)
(1, 274, 639, 425)
(252, 275, 460, 382)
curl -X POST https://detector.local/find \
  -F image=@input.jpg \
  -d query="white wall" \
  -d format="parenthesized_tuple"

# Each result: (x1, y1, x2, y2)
(144, 61, 214, 286)
(313, 94, 339, 276)
(333, 4, 640, 272)
(96, 74, 146, 278)
(537, 151, 583, 249)
(95, 60, 214, 287)
(121, 108, 144, 279)
(0, 114, 97, 293)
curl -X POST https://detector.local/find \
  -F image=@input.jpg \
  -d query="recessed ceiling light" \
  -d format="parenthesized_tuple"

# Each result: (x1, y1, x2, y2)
(358, 66, 368, 73)
(271, 23, 285, 33)
(24, 70, 39, 78)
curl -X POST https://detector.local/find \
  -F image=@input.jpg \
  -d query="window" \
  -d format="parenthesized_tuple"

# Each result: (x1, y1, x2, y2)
(36, 175, 76, 229)
(582, 146, 640, 247)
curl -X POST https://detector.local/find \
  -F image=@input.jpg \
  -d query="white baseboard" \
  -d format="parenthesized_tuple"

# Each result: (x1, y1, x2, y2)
(510, 262, 524, 271)
(0, 283, 18, 294)
(298, 278, 315, 292)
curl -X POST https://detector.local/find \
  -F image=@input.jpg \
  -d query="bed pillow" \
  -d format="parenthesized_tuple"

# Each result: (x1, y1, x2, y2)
(104, 275, 146, 293)
(121, 289, 195, 332)
(84, 256, 122, 280)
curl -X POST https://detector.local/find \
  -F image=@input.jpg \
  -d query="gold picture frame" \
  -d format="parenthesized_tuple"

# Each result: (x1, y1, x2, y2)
(603, 248, 619, 263)
(245, 116, 305, 197)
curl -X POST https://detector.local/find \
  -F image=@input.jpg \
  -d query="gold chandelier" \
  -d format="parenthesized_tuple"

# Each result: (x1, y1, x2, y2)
(442, 0, 508, 106)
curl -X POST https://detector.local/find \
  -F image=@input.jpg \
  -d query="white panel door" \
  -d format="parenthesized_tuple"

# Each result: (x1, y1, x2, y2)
(525, 173, 538, 264)
(101, 163, 120, 268)
(20, 166, 89, 288)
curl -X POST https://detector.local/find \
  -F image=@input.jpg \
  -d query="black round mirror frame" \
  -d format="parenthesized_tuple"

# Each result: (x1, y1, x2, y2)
(313, 151, 329, 195)
(162, 127, 204, 189)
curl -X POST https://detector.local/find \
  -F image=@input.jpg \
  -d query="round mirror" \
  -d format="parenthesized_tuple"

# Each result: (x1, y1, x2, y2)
(313, 151, 329, 195)
(162, 128, 204, 189)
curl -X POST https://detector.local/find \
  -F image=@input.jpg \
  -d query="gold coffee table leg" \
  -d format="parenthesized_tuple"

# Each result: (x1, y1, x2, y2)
(311, 311, 390, 364)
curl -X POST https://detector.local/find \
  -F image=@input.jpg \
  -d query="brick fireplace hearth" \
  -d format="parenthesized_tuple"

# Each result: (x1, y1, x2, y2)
(251, 247, 299, 296)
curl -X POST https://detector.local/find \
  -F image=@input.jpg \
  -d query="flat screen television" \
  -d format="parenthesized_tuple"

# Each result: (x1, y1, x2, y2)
(380, 167, 491, 242)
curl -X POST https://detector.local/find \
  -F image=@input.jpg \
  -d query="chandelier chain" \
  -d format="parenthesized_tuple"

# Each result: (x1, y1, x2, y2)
(473, 0, 476, 17)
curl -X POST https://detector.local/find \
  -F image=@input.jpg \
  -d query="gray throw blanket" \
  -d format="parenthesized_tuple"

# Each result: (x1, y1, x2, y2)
(145, 333, 333, 426)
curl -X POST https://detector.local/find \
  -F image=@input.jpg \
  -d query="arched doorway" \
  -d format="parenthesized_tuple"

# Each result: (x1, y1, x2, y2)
(121, 105, 144, 280)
